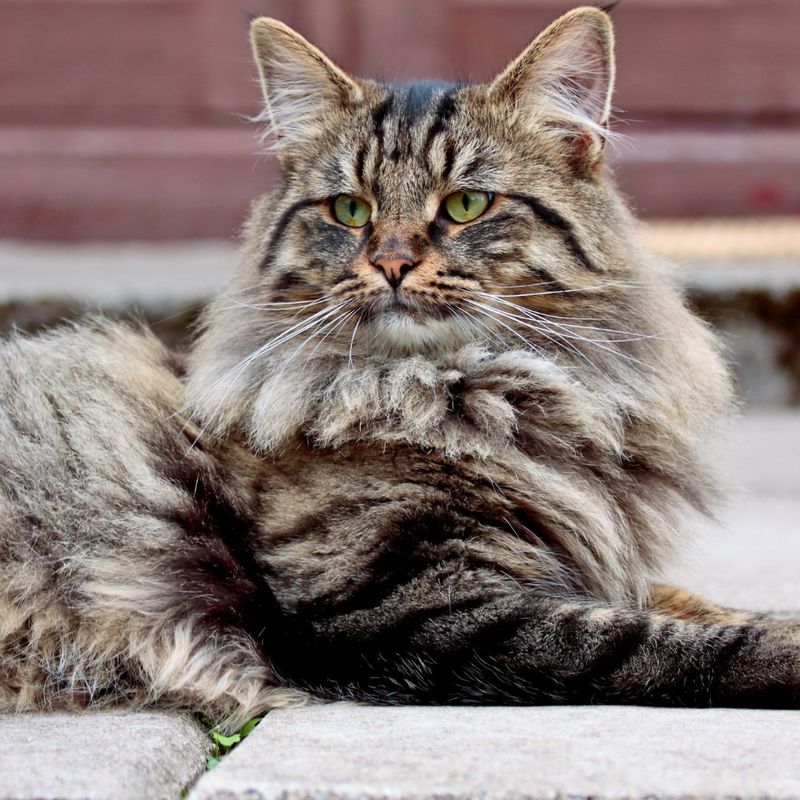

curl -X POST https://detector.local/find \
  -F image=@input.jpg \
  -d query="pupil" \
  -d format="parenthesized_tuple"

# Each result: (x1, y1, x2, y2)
(462, 194, 470, 212)
(349, 199, 356, 218)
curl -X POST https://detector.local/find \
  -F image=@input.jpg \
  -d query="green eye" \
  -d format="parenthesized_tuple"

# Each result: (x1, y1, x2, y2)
(444, 191, 492, 223)
(333, 194, 371, 227)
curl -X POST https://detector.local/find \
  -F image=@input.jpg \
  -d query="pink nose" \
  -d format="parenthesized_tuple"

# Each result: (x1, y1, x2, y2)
(372, 256, 417, 288)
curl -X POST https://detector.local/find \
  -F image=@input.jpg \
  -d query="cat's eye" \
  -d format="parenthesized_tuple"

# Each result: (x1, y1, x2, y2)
(333, 194, 372, 228)
(443, 191, 493, 224)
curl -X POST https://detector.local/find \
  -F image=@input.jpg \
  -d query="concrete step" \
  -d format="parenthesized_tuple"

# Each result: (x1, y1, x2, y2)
(672, 410, 800, 615)
(0, 710, 209, 800)
(684, 494, 800, 615)
(188, 703, 800, 800)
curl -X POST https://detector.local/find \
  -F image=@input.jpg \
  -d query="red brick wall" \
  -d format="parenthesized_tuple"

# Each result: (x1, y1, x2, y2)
(1, 0, 798, 240)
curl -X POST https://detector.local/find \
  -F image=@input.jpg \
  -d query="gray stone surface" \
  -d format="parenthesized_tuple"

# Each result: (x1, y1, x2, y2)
(0, 241, 234, 304)
(678, 260, 800, 293)
(721, 411, 800, 497)
(683, 495, 800, 614)
(189, 704, 800, 800)
(0, 710, 209, 800)
(668, 410, 800, 614)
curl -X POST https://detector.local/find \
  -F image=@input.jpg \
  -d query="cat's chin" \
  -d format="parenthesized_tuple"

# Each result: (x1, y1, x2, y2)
(365, 305, 476, 356)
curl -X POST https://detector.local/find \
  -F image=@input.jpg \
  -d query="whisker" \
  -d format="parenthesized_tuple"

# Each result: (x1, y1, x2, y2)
(446, 303, 504, 350)
(306, 307, 359, 361)
(480, 294, 664, 342)
(348, 311, 363, 367)
(492, 279, 568, 290)
(490, 281, 643, 299)
(222, 296, 334, 311)
(466, 299, 605, 374)
(474, 298, 654, 370)
(180, 300, 351, 443)
(501, 307, 655, 361)
(273, 304, 357, 379)
(464, 300, 551, 360)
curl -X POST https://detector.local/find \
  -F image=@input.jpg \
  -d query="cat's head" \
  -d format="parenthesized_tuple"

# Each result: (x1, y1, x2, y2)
(186, 7, 730, 449)
(241, 6, 632, 358)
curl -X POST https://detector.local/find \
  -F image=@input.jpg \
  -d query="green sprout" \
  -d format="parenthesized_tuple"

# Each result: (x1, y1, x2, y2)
(205, 716, 263, 770)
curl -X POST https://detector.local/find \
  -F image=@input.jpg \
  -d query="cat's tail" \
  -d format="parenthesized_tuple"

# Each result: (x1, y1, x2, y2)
(268, 591, 800, 708)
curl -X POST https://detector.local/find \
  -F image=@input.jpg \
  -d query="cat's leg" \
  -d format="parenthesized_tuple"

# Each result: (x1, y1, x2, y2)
(122, 616, 310, 731)
(0, 561, 307, 732)
(269, 593, 800, 708)
(0, 600, 308, 731)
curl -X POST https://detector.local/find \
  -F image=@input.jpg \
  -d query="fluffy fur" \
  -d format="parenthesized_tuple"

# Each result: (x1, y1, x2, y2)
(0, 322, 304, 728)
(2, 7, 800, 727)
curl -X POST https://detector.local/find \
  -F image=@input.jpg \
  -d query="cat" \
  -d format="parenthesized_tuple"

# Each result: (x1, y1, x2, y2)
(1, 6, 798, 732)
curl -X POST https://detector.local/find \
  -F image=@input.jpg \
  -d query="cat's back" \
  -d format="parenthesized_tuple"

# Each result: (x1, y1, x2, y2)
(0, 317, 182, 411)
(0, 320, 188, 556)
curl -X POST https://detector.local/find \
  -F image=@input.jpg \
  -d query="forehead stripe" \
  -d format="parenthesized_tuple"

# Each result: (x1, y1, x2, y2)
(441, 140, 457, 180)
(369, 96, 394, 198)
(355, 141, 369, 186)
(423, 88, 459, 153)
(509, 193, 601, 273)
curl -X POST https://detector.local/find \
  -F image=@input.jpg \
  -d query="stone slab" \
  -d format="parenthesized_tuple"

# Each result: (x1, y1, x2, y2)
(720, 411, 800, 497)
(0, 240, 235, 305)
(0, 710, 209, 800)
(668, 410, 800, 615)
(189, 703, 800, 800)
(678, 495, 800, 615)
(679, 261, 800, 293)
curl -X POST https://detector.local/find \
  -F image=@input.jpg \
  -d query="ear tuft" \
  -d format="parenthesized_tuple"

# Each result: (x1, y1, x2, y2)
(489, 7, 616, 168)
(250, 18, 362, 154)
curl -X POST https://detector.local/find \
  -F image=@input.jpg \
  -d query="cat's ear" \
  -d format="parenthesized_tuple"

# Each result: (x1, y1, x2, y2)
(250, 18, 362, 157)
(488, 6, 615, 170)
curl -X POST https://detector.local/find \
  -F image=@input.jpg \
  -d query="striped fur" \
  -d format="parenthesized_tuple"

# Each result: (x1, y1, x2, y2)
(2, 7, 800, 728)
(0, 321, 305, 729)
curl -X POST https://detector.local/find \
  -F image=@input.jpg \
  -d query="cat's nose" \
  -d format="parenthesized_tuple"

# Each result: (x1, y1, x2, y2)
(371, 255, 418, 289)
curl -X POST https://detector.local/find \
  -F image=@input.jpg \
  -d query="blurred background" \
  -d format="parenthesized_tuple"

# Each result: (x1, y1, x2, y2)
(1, 0, 799, 405)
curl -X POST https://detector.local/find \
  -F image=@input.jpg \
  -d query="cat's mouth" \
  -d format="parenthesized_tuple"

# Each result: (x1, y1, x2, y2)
(375, 292, 451, 323)
(355, 291, 473, 354)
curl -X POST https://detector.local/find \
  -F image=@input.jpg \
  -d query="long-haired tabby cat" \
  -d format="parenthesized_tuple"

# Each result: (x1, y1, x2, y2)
(2, 7, 799, 730)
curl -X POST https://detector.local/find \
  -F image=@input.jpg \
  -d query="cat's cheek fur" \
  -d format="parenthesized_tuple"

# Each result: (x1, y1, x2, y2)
(364, 311, 472, 357)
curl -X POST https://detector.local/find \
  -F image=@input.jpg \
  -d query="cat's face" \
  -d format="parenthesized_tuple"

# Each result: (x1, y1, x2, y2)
(243, 7, 635, 360)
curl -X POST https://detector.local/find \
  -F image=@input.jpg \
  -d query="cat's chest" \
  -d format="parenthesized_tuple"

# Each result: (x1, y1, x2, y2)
(250, 440, 560, 611)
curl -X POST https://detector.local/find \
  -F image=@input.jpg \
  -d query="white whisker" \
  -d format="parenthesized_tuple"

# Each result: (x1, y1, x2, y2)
(348, 311, 363, 367)
(466, 298, 605, 374)
(490, 281, 643, 299)
(479, 293, 664, 342)
(464, 300, 550, 360)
